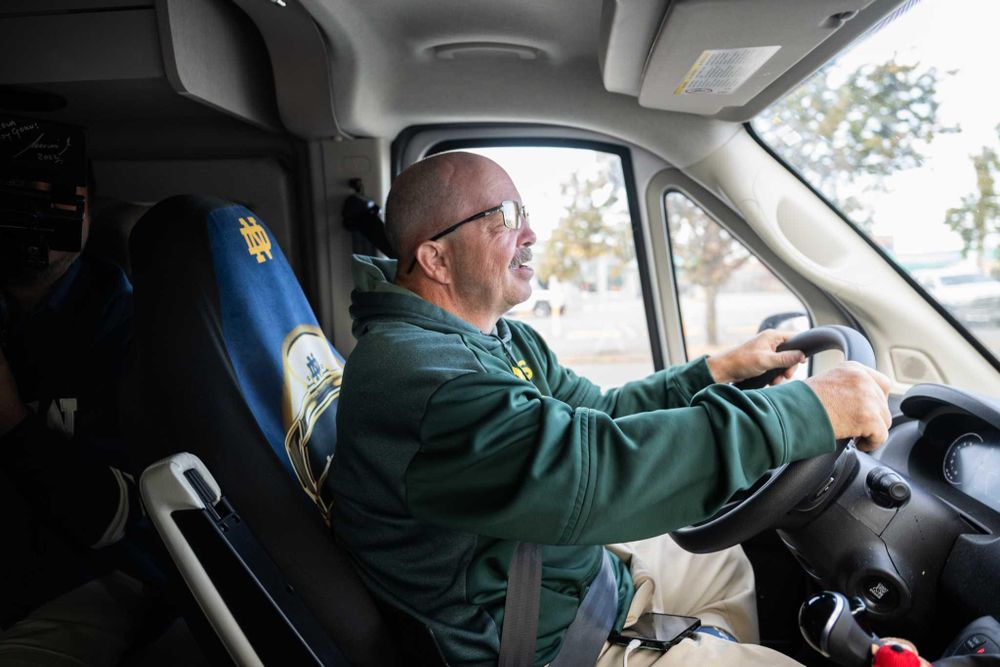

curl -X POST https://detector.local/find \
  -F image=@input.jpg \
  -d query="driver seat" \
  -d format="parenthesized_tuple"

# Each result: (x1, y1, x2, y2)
(128, 195, 435, 665)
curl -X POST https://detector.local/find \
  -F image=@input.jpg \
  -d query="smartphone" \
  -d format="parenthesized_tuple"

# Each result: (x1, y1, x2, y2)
(610, 612, 701, 650)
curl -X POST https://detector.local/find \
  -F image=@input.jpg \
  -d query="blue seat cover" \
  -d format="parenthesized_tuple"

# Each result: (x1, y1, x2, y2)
(205, 204, 343, 524)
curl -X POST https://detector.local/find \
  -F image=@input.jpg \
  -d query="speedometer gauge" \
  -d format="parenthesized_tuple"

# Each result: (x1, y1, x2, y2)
(943, 432, 984, 485)
(942, 432, 1000, 509)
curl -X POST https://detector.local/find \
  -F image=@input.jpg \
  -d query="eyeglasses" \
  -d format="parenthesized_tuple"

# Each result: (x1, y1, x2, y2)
(405, 200, 528, 273)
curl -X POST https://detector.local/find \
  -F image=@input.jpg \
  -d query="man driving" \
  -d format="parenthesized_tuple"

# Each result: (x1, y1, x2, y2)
(328, 151, 892, 666)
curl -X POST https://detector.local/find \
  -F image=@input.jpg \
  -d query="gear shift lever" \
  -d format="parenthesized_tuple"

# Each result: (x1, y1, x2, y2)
(800, 591, 877, 667)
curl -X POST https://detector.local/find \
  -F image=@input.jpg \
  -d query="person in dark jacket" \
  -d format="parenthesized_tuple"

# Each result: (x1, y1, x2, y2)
(0, 182, 159, 665)
(329, 152, 892, 666)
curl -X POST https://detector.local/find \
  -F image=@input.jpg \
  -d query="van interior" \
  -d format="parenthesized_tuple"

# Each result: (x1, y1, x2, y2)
(2, 0, 1000, 665)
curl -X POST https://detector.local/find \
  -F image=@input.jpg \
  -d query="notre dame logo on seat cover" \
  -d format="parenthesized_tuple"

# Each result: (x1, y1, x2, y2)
(281, 324, 343, 524)
(239, 216, 273, 264)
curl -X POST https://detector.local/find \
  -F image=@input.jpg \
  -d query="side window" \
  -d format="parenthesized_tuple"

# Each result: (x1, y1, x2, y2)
(459, 145, 656, 389)
(665, 192, 810, 370)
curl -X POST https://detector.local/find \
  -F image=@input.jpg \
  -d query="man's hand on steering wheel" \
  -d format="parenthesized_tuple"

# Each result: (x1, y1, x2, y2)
(675, 326, 895, 552)
(806, 361, 892, 452)
(706, 329, 893, 453)
(706, 329, 807, 385)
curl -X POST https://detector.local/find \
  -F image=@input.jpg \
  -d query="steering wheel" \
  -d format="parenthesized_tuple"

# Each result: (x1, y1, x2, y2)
(671, 325, 876, 554)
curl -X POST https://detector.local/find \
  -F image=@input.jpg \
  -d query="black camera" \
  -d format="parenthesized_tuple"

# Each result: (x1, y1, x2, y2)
(0, 114, 87, 266)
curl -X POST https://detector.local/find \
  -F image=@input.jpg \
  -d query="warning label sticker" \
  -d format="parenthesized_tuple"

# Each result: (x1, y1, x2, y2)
(674, 46, 781, 95)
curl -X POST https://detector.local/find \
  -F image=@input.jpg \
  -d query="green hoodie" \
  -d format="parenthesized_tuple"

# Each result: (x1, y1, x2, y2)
(329, 255, 835, 666)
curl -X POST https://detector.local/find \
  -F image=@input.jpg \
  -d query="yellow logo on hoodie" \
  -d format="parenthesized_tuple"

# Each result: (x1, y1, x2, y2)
(511, 359, 534, 381)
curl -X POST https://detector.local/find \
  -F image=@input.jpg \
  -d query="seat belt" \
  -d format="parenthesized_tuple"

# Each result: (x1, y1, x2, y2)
(499, 544, 618, 667)
(499, 542, 543, 667)
(550, 549, 618, 666)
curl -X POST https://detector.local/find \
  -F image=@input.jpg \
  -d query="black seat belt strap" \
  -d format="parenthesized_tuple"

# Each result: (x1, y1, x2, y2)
(498, 542, 542, 667)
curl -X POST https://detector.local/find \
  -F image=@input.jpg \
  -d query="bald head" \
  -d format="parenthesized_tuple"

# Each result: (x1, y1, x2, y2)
(383, 151, 536, 330)
(385, 152, 512, 267)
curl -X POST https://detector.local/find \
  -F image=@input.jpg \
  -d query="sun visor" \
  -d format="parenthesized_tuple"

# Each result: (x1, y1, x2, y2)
(599, 0, 672, 97)
(600, 0, 878, 118)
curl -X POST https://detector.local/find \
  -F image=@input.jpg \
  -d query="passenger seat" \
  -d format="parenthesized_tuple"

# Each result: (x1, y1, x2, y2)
(127, 195, 419, 665)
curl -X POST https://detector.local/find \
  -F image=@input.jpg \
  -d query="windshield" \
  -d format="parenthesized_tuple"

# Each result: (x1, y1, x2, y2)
(752, 0, 1000, 360)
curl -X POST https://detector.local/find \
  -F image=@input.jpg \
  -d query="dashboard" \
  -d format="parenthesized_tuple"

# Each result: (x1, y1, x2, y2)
(879, 384, 1000, 535)
(779, 382, 1000, 641)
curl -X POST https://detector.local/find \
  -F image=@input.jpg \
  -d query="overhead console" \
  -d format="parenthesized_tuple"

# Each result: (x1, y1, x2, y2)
(0, 0, 282, 132)
(0, 1, 307, 271)
(599, 0, 907, 121)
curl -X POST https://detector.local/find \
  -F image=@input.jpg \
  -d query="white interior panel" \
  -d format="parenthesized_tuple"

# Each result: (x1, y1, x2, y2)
(140, 454, 264, 667)
(314, 138, 391, 353)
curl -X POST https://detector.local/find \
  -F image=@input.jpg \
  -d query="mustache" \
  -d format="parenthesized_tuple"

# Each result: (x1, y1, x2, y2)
(509, 247, 532, 268)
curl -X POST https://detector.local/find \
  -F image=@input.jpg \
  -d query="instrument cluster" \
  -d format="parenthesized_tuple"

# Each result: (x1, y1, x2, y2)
(940, 429, 1000, 513)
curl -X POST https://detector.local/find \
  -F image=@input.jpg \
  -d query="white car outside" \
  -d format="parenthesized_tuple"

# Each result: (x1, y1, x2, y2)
(913, 268, 1000, 325)
(507, 278, 568, 318)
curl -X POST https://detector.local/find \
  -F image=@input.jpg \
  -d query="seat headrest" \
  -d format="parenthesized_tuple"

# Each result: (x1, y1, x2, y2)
(86, 197, 150, 277)
(130, 194, 343, 524)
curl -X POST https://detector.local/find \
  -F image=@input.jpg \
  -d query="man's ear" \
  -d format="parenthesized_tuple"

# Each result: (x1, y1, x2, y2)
(415, 241, 452, 285)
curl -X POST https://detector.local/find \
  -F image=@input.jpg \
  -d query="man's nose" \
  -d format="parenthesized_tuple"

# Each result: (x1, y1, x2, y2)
(518, 218, 536, 246)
